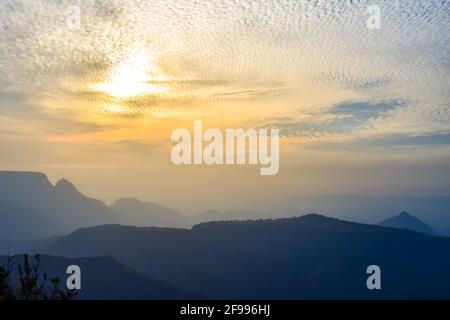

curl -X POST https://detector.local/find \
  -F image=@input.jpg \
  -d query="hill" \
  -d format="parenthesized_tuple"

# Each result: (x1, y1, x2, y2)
(0, 171, 189, 239)
(42, 214, 450, 299)
(110, 197, 191, 228)
(0, 171, 113, 236)
(379, 211, 436, 236)
(0, 254, 195, 299)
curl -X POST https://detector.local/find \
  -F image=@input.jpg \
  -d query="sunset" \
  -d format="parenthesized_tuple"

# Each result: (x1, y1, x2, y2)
(0, 1, 448, 215)
(0, 0, 449, 308)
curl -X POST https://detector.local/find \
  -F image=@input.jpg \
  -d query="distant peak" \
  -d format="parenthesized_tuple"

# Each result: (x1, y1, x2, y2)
(399, 211, 411, 217)
(378, 211, 436, 236)
(55, 178, 73, 186)
(54, 178, 79, 193)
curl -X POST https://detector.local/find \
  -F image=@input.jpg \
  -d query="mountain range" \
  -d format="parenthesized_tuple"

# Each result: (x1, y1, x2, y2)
(1, 171, 449, 242)
(0, 171, 191, 241)
(111, 197, 191, 228)
(284, 194, 450, 236)
(1, 170, 450, 299)
(0, 172, 112, 237)
(39, 214, 450, 299)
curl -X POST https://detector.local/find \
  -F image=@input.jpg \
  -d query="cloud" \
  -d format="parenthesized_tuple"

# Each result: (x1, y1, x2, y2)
(0, 0, 448, 142)
(0, 89, 109, 135)
(263, 100, 405, 138)
(329, 101, 404, 117)
(313, 132, 450, 150)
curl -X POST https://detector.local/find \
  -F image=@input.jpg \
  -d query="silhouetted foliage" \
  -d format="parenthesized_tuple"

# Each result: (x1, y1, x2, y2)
(0, 254, 77, 300)
(0, 264, 15, 300)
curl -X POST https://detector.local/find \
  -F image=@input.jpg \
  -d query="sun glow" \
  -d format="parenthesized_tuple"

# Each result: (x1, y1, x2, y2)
(93, 48, 166, 99)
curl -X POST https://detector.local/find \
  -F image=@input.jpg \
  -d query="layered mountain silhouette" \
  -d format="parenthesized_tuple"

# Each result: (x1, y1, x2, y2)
(195, 197, 450, 235)
(2, 170, 450, 299)
(41, 214, 450, 299)
(111, 197, 190, 228)
(378, 211, 436, 236)
(0, 255, 195, 299)
(0, 202, 59, 240)
(0, 235, 63, 256)
(2, 171, 449, 237)
(0, 171, 190, 240)
(0, 171, 112, 235)
(286, 195, 450, 235)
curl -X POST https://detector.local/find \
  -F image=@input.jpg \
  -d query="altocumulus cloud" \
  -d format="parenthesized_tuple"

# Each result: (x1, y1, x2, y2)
(0, 0, 448, 142)
(263, 100, 406, 138)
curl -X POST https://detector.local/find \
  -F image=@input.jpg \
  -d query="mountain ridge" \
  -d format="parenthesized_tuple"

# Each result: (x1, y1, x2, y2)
(110, 197, 190, 228)
(0, 254, 197, 299)
(378, 211, 436, 236)
(41, 213, 450, 299)
(0, 171, 191, 239)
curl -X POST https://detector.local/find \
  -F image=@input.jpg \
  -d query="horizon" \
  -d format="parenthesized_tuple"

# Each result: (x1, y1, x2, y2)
(1, 169, 450, 236)
(2, 168, 450, 214)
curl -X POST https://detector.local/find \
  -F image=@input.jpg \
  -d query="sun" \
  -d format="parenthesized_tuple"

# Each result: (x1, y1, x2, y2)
(93, 47, 166, 99)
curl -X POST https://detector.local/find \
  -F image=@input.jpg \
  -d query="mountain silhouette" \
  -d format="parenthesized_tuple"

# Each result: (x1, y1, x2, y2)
(378, 211, 436, 236)
(54, 178, 80, 195)
(0, 235, 64, 256)
(284, 195, 450, 235)
(110, 197, 190, 228)
(0, 171, 113, 236)
(42, 214, 450, 299)
(0, 202, 62, 240)
(2, 171, 449, 299)
(0, 171, 189, 239)
(0, 254, 196, 299)
(194, 209, 265, 223)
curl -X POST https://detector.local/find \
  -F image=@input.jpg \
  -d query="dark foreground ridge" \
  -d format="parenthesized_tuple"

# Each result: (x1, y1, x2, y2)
(39, 214, 450, 299)
(0, 254, 196, 300)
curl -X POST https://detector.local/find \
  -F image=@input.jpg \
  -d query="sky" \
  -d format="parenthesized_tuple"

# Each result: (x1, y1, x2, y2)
(0, 0, 449, 214)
